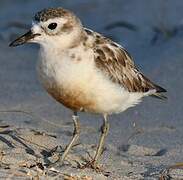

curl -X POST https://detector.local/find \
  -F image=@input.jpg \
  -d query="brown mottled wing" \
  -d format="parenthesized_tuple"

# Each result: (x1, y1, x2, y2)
(93, 36, 164, 93)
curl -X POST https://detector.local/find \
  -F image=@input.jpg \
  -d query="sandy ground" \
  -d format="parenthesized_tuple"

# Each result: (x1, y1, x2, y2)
(0, 0, 183, 179)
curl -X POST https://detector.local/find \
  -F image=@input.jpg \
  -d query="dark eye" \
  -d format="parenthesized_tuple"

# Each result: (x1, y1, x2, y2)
(48, 23, 57, 30)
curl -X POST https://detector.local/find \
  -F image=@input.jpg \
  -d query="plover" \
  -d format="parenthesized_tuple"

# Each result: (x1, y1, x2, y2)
(9, 7, 166, 169)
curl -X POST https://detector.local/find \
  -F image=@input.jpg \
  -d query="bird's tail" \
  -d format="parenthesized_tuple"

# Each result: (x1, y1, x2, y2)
(151, 84, 167, 100)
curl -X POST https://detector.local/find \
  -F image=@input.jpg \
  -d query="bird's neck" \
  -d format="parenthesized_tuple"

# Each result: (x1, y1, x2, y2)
(39, 30, 91, 63)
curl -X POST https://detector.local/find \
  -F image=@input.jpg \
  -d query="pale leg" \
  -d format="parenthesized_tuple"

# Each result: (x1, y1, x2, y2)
(61, 111, 80, 162)
(81, 114, 109, 169)
(93, 114, 109, 165)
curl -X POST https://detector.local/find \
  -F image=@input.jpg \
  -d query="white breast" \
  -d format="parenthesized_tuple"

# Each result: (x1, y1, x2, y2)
(37, 45, 143, 114)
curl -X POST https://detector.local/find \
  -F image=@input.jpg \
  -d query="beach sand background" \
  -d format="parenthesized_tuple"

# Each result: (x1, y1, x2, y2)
(0, 0, 183, 179)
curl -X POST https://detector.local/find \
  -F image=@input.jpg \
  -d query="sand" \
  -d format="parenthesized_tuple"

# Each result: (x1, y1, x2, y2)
(0, 0, 183, 179)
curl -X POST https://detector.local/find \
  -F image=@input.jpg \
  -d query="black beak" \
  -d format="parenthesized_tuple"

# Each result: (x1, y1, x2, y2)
(9, 30, 41, 47)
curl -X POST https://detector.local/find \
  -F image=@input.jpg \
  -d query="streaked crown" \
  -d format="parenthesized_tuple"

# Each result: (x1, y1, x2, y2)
(34, 7, 73, 22)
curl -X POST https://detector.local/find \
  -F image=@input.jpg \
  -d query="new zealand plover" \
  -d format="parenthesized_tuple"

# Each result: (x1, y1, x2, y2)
(9, 7, 167, 169)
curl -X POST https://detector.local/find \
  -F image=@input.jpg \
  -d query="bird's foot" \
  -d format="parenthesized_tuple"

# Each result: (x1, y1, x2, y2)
(79, 160, 103, 172)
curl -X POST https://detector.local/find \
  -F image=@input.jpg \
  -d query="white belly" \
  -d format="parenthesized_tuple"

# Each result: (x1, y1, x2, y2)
(37, 49, 143, 114)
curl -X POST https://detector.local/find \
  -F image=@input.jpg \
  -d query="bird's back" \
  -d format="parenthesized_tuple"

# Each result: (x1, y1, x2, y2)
(84, 28, 167, 99)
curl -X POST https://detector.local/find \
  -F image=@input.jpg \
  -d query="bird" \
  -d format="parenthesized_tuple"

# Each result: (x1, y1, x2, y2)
(9, 7, 167, 170)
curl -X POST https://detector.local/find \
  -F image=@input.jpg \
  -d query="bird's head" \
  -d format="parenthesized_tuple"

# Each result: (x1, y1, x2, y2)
(9, 8, 83, 49)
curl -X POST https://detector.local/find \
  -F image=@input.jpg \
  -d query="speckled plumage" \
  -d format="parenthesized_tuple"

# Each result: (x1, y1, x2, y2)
(10, 7, 167, 169)
(34, 8, 72, 22)
(85, 29, 166, 93)
(32, 8, 167, 113)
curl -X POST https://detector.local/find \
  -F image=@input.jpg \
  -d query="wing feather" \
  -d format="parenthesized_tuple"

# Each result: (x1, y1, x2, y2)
(88, 30, 166, 94)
